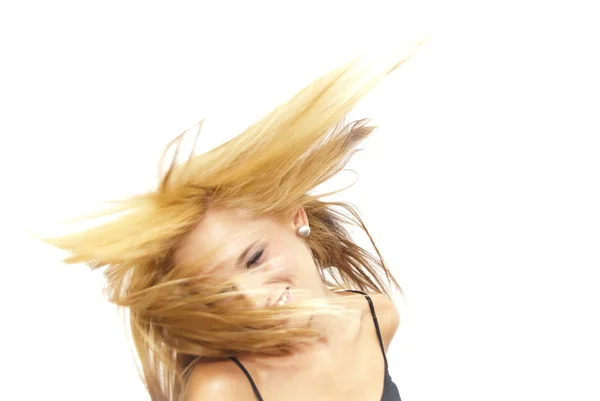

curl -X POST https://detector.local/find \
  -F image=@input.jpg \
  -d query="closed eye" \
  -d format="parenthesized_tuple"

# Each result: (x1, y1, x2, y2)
(246, 248, 264, 269)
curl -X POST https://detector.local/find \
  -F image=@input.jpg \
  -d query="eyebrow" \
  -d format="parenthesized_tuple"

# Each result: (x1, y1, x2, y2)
(237, 240, 258, 266)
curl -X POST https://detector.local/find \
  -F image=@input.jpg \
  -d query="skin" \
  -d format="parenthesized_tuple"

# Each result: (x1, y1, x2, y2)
(174, 207, 400, 401)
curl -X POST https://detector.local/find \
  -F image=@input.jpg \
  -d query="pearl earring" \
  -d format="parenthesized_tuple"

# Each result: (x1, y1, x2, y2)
(297, 225, 310, 238)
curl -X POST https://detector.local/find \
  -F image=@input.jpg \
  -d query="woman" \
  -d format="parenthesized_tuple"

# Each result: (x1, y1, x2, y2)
(44, 43, 425, 401)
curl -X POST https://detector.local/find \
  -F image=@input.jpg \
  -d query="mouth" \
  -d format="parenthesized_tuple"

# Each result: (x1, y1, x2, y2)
(274, 287, 290, 307)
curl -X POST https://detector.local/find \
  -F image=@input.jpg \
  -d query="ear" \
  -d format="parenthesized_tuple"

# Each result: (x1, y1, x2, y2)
(292, 207, 309, 229)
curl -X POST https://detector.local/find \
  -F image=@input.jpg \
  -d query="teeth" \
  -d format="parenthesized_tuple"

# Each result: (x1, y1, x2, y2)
(277, 290, 289, 306)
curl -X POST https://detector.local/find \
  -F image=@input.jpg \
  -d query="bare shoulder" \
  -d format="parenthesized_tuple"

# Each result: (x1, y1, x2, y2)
(365, 292, 400, 350)
(184, 358, 254, 401)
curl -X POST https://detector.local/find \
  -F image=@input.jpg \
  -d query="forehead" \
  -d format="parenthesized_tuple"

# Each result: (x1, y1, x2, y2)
(173, 208, 275, 266)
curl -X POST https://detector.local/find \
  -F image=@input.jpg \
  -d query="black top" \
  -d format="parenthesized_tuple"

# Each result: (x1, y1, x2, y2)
(229, 290, 402, 401)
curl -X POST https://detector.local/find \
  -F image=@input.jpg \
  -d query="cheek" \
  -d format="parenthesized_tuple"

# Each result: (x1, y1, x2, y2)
(267, 235, 311, 275)
(276, 250, 308, 278)
(267, 253, 292, 277)
(263, 249, 295, 279)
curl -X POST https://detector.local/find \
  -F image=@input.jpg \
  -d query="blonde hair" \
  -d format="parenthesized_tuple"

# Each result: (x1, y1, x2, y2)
(42, 42, 426, 401)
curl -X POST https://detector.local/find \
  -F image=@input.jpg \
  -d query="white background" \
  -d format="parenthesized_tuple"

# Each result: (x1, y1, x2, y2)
(1, 1, 599, 400)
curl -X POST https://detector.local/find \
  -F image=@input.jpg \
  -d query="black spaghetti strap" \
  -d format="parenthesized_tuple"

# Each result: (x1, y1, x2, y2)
(342, 290, 389, 369)
(229, 356, 265, 401)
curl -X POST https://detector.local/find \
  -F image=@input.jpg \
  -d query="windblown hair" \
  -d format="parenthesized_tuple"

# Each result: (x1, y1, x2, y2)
(43, 43, 425, 401)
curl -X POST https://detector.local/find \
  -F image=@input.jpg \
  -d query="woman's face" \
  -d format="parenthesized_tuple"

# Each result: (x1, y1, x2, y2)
(173, 207, 324, 309)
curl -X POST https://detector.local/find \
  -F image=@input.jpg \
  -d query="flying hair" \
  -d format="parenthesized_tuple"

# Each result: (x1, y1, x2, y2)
(41, 39, 429, 401)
